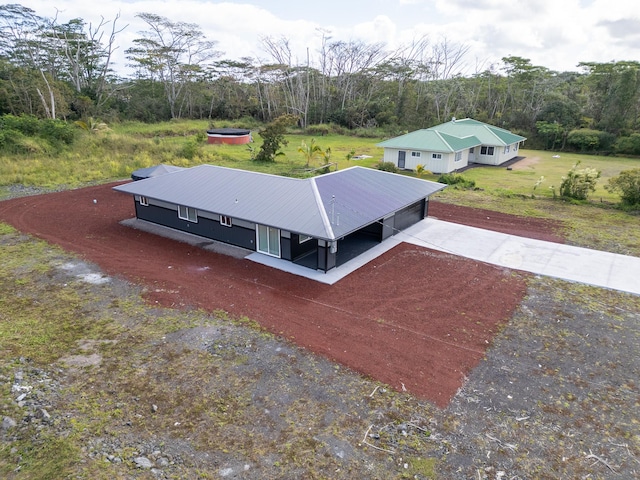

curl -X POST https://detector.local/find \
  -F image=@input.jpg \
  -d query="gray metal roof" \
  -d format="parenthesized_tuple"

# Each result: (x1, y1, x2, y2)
(314, 167, 445, 238)
(114, 165, 446, 240)
(131, 164, 186, 179)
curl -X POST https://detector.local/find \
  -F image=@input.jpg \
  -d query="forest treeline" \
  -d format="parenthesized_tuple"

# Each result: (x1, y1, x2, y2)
(1, 3, 640, 154)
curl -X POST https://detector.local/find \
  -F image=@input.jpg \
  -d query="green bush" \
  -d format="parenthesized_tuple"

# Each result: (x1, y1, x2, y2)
(40, 119, 76, 145)
(0, 114, 40, 135)
(437, 173, 476, 189)
(605, 168, 640, 206)
(0, 114, 76, 153)
(376, 161, 398, 173)
(566, 128, 615, 153)
(179, 138, 200, 160)
(614, 133, 640, 156)
(559, 161, 601, 200)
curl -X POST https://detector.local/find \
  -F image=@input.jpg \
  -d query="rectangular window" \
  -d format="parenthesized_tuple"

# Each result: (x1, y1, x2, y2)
(411, 151, 421, 158)
(469, 147, 475, 153)
(139, 196, 149, 206)
(480, 146, 495, 155)
(220, 215, 232, 227)
(432, 153, 442, 159)
(505, 145, 510, 153)
(454, 151, 462, 162)
(178, 205, 198, 223)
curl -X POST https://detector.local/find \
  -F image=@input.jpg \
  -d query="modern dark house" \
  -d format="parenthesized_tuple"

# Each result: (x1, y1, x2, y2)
(113, 165, 446, 272)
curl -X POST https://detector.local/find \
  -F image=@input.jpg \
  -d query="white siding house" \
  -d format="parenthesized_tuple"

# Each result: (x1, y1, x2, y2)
(378, 118, 526, 174)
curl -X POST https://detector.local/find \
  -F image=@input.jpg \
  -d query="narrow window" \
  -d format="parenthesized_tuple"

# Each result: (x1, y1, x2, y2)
(455, 151, 462, 162)
(487, 146, 495, 155)
(411, 151, 421, 158)
(178, 205, 198, 222)
(139, 196, 149, 206)
(480, 146, 488, 155)
(432, 153, 442, 159)
(220, 215, 232, 227)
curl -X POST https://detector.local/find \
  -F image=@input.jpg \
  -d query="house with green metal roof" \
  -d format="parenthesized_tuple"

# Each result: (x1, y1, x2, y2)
(377, 118, 526, 174)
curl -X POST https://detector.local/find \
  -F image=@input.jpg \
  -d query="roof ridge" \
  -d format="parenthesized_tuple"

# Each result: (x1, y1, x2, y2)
(309, 177, 335, 240)
(434, 130, 454, 151)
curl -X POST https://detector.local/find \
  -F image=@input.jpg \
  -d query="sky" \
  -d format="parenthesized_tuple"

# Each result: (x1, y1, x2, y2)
(25, 0, 640, 75)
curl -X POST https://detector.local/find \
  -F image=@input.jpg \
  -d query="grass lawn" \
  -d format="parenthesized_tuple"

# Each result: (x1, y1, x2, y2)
(1, 120, 639, 479)
(450, 149, 640, 203)
(0, 119, 637, 256)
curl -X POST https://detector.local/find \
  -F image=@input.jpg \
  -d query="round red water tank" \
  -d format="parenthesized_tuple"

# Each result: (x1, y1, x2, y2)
(206, 128, 252, 145)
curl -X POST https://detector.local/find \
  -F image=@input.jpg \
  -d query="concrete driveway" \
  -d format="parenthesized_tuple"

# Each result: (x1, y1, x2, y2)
(398, 219, 640, 296)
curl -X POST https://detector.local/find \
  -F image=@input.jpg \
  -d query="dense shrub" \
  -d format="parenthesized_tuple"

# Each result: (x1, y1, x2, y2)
(566, 128, 615, 152)
(614, 133, 640, 156)
(0, 114, 76, 153)
(39, 119, 76, 145)
(558, 161, 601, 200)
(605, 168, 640, 206)
(437, 173, 476, 189)
(376, 161, 398, 173)
(0, 114, 40, 135)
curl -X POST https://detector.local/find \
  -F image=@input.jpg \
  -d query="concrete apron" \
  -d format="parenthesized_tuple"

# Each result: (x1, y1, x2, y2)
(398, 218, 640, 296)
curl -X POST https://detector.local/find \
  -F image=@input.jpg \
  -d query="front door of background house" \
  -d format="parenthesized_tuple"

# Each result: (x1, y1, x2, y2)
(257, 225, 281, 257)
(397, 151, 406, 169)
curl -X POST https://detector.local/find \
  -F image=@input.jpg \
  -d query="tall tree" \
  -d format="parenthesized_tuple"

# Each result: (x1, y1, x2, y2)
(579, 61, 640, 134)
(126, 13, 220, 119)
(55, 14, 126, 114)
(0, 4, 60, 118)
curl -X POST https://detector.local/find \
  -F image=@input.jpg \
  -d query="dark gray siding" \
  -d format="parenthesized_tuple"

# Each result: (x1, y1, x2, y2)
(280, 235, 292, 261)
(291, 234, 317, 261)
(135, 202, 256, 250)
(381, 216, 394, 240)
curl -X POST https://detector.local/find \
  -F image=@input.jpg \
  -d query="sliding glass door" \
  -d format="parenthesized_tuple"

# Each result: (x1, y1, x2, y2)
(257, 225, 280, 257)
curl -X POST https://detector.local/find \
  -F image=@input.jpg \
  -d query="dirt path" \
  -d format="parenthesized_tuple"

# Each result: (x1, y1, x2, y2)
(0, 183, 566, 407)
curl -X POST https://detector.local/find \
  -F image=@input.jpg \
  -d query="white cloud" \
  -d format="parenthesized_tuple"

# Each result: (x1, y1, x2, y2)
(21, 0, 640, 74)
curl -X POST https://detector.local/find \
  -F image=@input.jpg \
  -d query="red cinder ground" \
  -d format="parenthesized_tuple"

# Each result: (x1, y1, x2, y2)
(0, 184, 565, 407)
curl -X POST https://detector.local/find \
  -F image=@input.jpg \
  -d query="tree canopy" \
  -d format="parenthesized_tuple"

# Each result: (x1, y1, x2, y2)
(1, 3, 639, 153)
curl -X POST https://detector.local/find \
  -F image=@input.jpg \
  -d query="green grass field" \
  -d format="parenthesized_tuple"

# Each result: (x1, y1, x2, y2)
(1, 120, 639, 479)
(0, 119, 638, 255)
